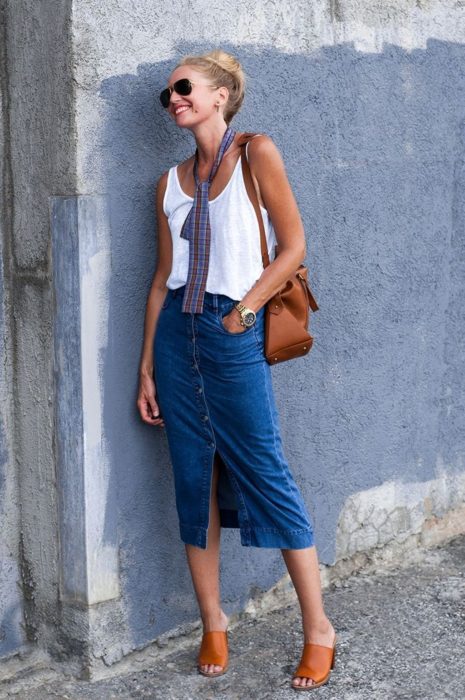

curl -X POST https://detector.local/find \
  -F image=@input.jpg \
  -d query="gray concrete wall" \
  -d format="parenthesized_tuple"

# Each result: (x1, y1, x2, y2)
(1, 0, 464, 679)
(0, 3, 26, 661)
(0, 0, 76, 667)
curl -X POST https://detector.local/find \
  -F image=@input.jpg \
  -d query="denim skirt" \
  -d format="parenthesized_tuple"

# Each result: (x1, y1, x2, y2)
(153, 284, 314, 550)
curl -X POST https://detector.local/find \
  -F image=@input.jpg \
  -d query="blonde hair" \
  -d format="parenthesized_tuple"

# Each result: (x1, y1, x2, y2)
(175, 49, 245, 125)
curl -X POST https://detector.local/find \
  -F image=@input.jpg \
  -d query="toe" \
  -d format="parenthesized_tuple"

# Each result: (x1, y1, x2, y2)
(293, 675, 315, 687)
(200, 662, 224, 674)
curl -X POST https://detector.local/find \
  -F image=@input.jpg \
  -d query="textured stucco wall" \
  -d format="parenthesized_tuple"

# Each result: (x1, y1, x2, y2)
(67, 0, 465, 665)
(1, 0, 465, 676)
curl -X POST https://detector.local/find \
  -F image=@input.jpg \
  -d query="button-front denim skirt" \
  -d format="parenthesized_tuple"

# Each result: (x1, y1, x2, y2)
(153, 285, 314, 550)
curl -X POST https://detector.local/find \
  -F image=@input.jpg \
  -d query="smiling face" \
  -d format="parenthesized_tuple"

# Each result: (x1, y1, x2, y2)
(164, 66, 228, 127)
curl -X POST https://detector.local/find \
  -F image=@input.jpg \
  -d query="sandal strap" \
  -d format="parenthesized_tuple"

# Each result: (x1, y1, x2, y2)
(293, 642, 335, 682)
(198, 630, 228, 666)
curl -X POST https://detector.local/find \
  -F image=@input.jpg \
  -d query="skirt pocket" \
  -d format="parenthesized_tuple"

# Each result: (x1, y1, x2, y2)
(216, 300, 265, 354)
(217, 301, 256, 337)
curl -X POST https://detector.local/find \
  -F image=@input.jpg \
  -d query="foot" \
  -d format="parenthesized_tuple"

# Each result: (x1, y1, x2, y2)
(291, 618, 336, 689)
(199, 609, 229, 675)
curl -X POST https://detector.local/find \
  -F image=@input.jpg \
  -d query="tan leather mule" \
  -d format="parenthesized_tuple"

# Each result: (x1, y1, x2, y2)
(197, 630, 229, 677)
(291, 635, 337, 691)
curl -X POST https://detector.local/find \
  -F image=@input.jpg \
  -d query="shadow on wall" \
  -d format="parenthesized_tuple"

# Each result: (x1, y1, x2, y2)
(95, 40, 465, 646)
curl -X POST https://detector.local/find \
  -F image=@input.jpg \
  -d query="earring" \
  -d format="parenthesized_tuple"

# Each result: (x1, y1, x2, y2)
(215, 103, 220, 112)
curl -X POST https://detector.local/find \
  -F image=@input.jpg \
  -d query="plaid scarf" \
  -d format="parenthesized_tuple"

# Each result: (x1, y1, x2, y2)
(180, 126, 236, 313)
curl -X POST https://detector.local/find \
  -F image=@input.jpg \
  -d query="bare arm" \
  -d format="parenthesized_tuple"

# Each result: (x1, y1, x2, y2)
(137, 171, 172, 425)
(223, 134, 306, 331)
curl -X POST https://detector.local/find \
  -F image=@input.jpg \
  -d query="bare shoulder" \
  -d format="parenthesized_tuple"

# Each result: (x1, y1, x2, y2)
(156, 169, 169, 189)
(246, 133, 284, 168)
(245, 134, 287, 191)
(155, 170, 169, 209)
(244, 134, 287, 209)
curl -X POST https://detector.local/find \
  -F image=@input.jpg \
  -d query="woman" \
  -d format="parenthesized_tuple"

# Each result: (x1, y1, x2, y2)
(137, 49, 337, 691)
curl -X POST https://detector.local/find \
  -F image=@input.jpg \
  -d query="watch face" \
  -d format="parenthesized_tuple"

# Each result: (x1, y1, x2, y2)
(244, 311, 256, 326)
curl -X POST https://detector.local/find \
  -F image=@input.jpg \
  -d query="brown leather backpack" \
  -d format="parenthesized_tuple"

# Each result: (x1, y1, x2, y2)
(238, 132, 319, 364)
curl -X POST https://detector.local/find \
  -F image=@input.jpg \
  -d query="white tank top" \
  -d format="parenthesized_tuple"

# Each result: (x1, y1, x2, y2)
(163, 141, 277, 300)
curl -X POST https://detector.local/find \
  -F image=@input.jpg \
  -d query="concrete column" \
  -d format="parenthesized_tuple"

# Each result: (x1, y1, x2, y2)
(51, 195, 119, 605)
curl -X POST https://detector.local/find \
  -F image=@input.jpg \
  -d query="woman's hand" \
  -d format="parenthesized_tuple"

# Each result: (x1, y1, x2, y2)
(137, 372, 165, 427)
(221, 310, 247, 333)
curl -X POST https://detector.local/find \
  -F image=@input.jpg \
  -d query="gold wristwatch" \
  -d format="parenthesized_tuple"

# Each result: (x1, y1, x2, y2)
(234, 302, 256, 327)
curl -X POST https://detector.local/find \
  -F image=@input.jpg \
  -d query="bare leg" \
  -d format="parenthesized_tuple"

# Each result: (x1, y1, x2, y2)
(185, 452, 229, 674)
(281, 545, 336, 688)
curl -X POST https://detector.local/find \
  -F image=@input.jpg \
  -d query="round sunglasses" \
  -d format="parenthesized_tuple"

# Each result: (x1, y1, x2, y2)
(159, 78, 218, 108)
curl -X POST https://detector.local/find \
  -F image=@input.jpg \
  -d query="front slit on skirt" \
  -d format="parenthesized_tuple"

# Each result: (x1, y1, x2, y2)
(153, 285, 315, 550)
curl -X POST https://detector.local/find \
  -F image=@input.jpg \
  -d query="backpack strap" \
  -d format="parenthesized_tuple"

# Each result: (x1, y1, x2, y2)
(237, 132, 271, 268)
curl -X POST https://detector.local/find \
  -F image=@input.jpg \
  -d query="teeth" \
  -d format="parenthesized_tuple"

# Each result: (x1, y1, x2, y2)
(175, 106, 190, 114)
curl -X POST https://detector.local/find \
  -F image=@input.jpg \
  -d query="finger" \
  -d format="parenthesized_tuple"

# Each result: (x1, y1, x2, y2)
(149, 400, 165, 427)
(149, 398, 160, 419)
(139, 399, 160, 424)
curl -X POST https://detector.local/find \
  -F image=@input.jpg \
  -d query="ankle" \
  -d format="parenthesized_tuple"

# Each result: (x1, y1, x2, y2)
(201, 608, 228, 632)
(302, 616, 334, 636)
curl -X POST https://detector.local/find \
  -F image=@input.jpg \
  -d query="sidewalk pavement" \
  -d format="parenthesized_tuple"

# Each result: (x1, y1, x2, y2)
(2, 534, 464, 699)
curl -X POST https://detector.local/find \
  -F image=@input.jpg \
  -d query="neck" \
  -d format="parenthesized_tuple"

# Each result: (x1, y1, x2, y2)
(190, 120, 231, 166)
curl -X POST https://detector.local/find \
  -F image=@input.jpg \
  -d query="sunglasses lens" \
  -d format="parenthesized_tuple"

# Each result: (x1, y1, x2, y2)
(159, 88, 170, 108)
(174, 79, 192, 96)
(159, 79, 193, 108)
